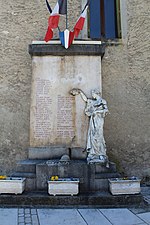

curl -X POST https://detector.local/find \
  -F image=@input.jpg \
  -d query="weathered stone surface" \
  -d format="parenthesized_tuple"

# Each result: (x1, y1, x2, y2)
(30, 47, 102, 147)
(36, 160, 119, 192)
(28, 147, 69, 160)
(102, 0, 150, 177)
(0, 0, 149, 179)
(0, 192, 144, 207)
(16, 159, 45, 173)
(70, 148, 87, 160)
(29, 43, 105, 56)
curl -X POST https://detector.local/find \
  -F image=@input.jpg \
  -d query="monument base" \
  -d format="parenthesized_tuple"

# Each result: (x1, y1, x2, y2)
(12, 147, 120, 193)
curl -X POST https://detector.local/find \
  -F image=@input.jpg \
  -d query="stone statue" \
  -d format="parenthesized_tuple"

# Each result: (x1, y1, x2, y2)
(70, 88, 109, 165)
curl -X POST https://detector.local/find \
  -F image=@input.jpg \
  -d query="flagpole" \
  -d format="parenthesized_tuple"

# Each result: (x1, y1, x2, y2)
(66, 0, 68, 29)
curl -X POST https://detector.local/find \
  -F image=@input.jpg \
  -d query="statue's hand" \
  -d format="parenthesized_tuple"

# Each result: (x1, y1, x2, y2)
(69, 88, 81, 96)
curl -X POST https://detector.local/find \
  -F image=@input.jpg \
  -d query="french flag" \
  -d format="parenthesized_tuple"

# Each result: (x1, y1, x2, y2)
(44, 0, 67, 42)
(59, 30, 75, 49)
(74, 2, 89, 38)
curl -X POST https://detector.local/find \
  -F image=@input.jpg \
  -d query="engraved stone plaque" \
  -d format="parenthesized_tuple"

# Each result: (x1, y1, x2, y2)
(30, 54, 102, 147)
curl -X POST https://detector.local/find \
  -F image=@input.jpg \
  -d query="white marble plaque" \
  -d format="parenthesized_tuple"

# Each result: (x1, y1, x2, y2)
(30, 55, 101, 147)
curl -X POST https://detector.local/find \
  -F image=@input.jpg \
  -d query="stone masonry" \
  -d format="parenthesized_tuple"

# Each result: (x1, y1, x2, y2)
(0, 0, 150, 179)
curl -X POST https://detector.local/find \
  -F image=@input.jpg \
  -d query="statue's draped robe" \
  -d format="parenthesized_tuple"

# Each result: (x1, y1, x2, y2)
(85, 99, 107, 157)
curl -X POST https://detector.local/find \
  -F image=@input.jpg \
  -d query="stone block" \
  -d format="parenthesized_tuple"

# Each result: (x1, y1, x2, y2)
(95, 162, 116, 173)
(95, 172, 121, 179)
(28, 147, 69, 160)
(16, 159, 45, 173)
(71, 148, 87, 159)
(36, 162, 49, 190)
(25, 178, 36, 191)
(94, 179, 109, 191)
(36, 160, 90, 192)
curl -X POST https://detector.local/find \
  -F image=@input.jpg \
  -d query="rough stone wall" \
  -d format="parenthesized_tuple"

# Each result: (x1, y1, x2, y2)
(0, 0, 149, 178)
(0, 0, 81, 174)
(102, 0, 150, 177)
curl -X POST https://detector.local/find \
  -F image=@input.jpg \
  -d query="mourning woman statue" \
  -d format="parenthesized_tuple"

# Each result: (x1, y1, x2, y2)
(70, 88, 109, 166)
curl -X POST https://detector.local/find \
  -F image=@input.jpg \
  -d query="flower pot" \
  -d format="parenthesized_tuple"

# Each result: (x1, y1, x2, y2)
(108, 178, 141, 195)
(48, 178, 79, 196)
(0, 177, 26, 194)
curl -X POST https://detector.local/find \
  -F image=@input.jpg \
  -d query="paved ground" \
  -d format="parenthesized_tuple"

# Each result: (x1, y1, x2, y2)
(0, 207, 150, 225)
(0, 187, 149, 225)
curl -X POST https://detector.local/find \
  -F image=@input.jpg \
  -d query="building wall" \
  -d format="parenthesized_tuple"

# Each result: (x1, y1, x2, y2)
(0, 0, 149, 177)
(103, 0, 150, 177)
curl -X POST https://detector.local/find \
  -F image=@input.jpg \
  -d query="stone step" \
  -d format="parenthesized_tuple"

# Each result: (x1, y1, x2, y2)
(0, 191, 144, 207)
(95, 162, 117, 173)
(95, 172, 121, 179)
(11, 172, 36, 178)
(28, 146, 69, 160)
(16, 159, 46, 173)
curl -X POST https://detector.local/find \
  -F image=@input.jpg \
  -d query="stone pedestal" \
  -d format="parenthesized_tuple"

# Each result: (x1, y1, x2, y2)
(36, 160, 119, 193)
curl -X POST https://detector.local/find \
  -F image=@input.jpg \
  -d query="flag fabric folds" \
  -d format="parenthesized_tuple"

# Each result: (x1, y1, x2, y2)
(44, 0, 89, 48)
(44, 26, 53, 42)
(59, 29, 75, 49)
(44, 0, 67, 42)
(74, 5, 88, 38)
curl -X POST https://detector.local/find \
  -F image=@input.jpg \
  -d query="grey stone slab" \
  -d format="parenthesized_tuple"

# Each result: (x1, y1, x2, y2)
(100, 208, 143, 225)
(28, 147, 69, 160)
(0, 208, 18, 225)
(18, 216, 24, 223)
(18, 214, 24, 217)
(25, 217, 32, 223)
(25, 208, 30, 213)
(137, 212, 150, 224)
(71, 148, 87, 159)
(18, 208, 24, 213)
(29, 43, 105, 56)
(31, 209, 37, 215)
(31, 215, 39, 225)
(78, 209, 112, 225)
(16, 159, 45, 173)
(25, 214, 30, 218)
(94, 178, 109, 191)
(37, 209, 87, 225)
(25, 177, 36, 191)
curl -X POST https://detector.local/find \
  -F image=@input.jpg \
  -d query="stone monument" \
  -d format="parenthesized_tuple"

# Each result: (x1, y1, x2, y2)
(12, 42, 120, 193)
(29, 42, 103, 150)
(70, 88, 109, 166)
(10, 0, 121, 195)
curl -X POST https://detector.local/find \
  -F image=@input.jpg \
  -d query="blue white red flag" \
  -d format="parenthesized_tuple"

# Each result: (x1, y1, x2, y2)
(44, 0, 89, 47)
(74, 2, 89, 38)
(59, 29, 75, 49)
(44, 0, 67, 42)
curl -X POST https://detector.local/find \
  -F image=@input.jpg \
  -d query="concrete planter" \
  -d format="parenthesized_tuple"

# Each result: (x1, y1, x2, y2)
(0, 178, 26, 194)
(48, 178, 79, 196)
(108, 178, 141, 195)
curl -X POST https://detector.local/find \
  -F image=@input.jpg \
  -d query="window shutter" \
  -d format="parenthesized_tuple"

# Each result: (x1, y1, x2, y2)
(89, 0, 101, 39)
(89, 0, 117, 39)
(104, 0, 116, 39)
